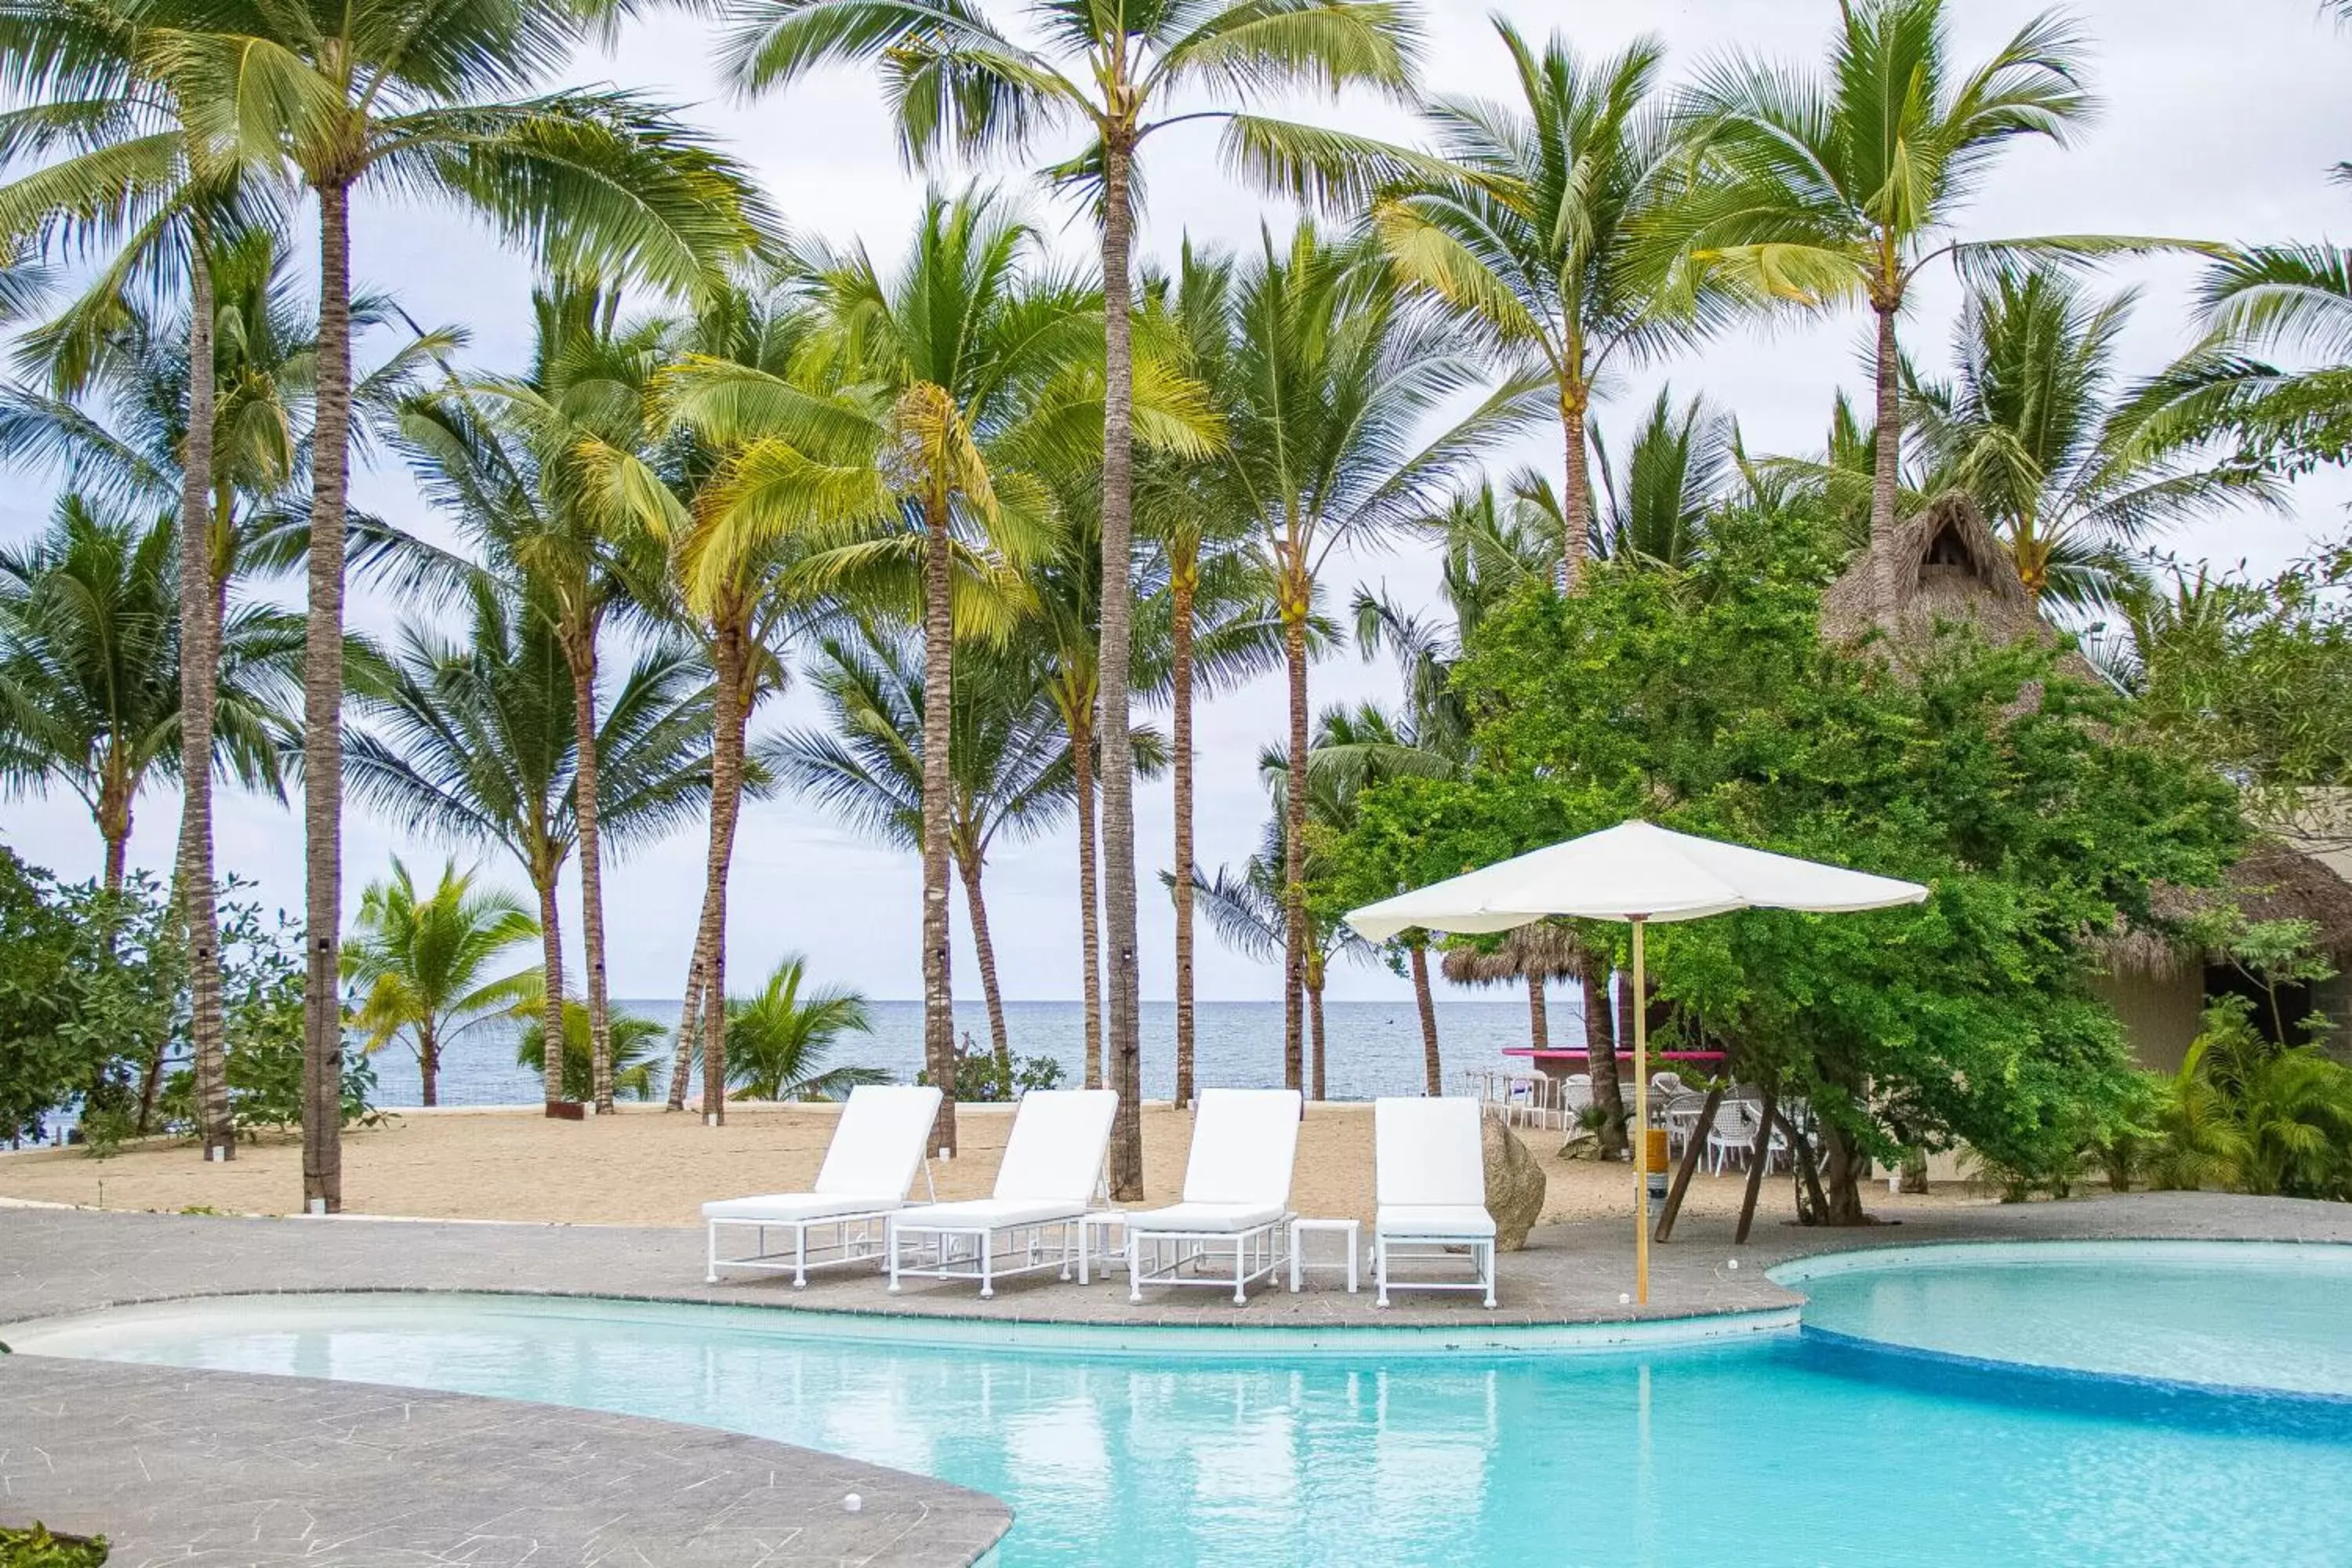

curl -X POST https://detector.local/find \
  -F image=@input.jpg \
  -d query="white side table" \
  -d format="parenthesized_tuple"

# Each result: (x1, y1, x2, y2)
(1076, 1210, 1127, 1285)
(1288, 1216, 1359, 1294)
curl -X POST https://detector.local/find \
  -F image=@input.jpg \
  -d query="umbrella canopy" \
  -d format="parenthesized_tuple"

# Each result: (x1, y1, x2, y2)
(1347, 820, 1928, 941)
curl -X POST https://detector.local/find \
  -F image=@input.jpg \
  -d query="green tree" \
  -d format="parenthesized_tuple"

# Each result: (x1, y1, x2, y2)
(340, 855, 539, 1105)
(1590, 389, 1742, 572)
(722, 954, 888, 1102)
(0, 496, 300, 888)
(517, 997, 668, 1102)
(344, 580, 713, 1112)
(723, 0, 1424, 1200)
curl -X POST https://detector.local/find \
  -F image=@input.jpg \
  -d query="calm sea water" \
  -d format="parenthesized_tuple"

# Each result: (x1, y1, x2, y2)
(372, 997, 1588, 1109)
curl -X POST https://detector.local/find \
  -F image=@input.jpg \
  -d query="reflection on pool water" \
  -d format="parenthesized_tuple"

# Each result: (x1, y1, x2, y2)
(14, 1242, 2352, 1567)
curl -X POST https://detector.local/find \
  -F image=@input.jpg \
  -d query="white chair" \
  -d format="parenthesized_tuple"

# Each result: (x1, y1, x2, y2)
(1373, 1097, 1497, 1309)
(1659, 1091, 1710, 1156)
(702, 1084, 942, 1287)
(1706, 1098, 1756, 1175)
(887, 1088, 1117, 1300)
(1123, 1087, 1301, 1305)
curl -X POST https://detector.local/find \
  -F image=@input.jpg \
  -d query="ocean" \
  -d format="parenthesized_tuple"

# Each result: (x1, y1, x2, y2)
(372, 996, 1591, 1108)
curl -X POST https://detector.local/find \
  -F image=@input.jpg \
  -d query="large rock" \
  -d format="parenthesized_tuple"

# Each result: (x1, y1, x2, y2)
(1481, 1116, 1546, 1253)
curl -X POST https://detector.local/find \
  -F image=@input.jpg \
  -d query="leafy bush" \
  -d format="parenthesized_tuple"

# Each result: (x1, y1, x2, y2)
(2141, 996, 2352, 1200)
(920, 1036, 1065, 1103)
(0, 1523, 108, 1566)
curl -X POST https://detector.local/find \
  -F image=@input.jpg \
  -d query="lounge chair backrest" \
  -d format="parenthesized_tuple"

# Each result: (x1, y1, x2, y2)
(813, 1085, 944, 1197)
(992, 1089, 1119, 1202)
(1375, 1097, 1486, 1208)
(1181, 1088, 1302, 1207)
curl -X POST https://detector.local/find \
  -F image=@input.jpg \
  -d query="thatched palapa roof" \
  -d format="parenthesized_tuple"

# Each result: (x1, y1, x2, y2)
(1442, 924, 1584, 986)
(2095, 837, 2352, 980)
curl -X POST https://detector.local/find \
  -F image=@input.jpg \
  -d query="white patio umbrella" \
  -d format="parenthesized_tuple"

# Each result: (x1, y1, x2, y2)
(1347, 819, 1928, 1303)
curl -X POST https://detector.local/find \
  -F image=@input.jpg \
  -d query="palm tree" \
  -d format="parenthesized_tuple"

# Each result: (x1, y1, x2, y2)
(518, 999, 670, 1102)
(723, 955, 889, 1102)
(1908, 268, 2278, 611)
(1375, 22, 1707, 591)
(724, 0, 1424, 1200)
(0, 495, 300, 887)
(142, 0, 771, 1211)
(398, 278, 670, 1112)
(1592, 389, 1740, 571)
(1669, 0, 2148, 613)
(768, 630, 1083, 1074)
(1193, 223, 1540, 1091)
(341, 856, 539, 1105)
(344, 579, 713, 1113)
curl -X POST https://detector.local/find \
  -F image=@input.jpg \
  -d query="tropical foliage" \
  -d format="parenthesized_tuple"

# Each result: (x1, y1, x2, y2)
(341, 857, 539, 1106)
(721, 955, 887, 1102)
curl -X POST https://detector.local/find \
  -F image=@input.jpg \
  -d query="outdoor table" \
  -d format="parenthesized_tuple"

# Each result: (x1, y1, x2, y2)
(1288, 1217, 1359, 1294)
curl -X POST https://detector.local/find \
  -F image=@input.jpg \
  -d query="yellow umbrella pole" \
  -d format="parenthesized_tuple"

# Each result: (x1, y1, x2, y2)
(1632, 916, 1649, 1306)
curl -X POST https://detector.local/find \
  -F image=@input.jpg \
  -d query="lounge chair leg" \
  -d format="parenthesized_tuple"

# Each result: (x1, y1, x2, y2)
(706, 1223, 720, 1285)
(1483, 1243, 1497, 1310)
(887, 1226, 902, 1294)
(1127, 1232, 1143, 1305)
(793, 1225, 807, 1290)
(980, 1232, 994, 1300)
(1374, 1237, 1389, 1309)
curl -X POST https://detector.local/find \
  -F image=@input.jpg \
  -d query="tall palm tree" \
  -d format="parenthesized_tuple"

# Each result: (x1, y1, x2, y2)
(724, 0, 1424, 1200)
(1909, 268, 2278, 610)
(143, 0, 771, 1210)
(0, 495, 300, 887)
(1375, 22, 1705, 591)
(1668, 0, 2149, 613)
(723, 954, 889, 1102)
(1194, 223, 1540, 1091)
(344, 579, 714, 1112)
(341, 855, 539, 1105)
(399, 278, 669, 1112)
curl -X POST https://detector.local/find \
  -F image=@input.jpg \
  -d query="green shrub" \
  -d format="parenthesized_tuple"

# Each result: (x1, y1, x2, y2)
(920, 1040, 1065, 1103)
(0, 1523, 109, 1566)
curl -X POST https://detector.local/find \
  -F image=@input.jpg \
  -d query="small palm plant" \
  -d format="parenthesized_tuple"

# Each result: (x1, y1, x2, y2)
(517, 1000, 669, 1103)
(341, 857, 540, 1106)
(723, 956, 889, 1103)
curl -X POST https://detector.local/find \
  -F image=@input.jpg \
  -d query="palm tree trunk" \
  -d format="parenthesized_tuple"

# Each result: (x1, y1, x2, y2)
(1526, 974, 1550, 1050)
(98, 793, 129, 893)
(419, 1021, 439, 1109)
(919, 495, 959, 1156)
(1308, 964, 1327, 1104)
(958, 855, 1011, 1075)
(1071, 700, 1102, 1088)
(301, 176, 354, 1213)
(535, 868, 566, 1113)
(1279, 575, 1311, 1095)
(666, 960, 702, 1111)
(1870, 296, 1904, 615)
(1583, 964, 1626, 1159)
(176, 245, 230, 1162)
(1410, 940, 1441, 1096)
(1171, 547, 1199, 1110)
(1098, 131, 1145, 1202)
(1560, 383, 1592, 592)
(688, 626, 753, 1126)
(563, 625, 615, 1113)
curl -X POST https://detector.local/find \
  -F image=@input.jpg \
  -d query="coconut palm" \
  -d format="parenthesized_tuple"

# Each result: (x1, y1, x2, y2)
(518, 1000, 669, 1102)
(1195, 222, 1541, 1091)
(1668, 0, 2163, 613)
(723, 955, 889, 1102)
(341, 856, 539, 1105)
(398, 277, 670, 1112)
(138, 0, 772, 1211)
(1907, 269, 2279, 612)
(0, 495, 300, 887)
(343, 579, 714, 1112)
(723, 0, 1424, 1199)
(1374, 23, 1711, 591)
(1592, 389, 1740, 572)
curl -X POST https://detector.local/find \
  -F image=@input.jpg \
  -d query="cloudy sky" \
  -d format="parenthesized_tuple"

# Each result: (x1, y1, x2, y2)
(3, 0, 2346, 1004)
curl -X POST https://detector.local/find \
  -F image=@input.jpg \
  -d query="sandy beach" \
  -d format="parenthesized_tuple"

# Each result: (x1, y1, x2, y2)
(0, 1102, 1987, 1229)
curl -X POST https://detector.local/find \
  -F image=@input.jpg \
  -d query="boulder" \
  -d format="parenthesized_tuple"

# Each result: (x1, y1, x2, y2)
(1481, 1115, 1546, 1252)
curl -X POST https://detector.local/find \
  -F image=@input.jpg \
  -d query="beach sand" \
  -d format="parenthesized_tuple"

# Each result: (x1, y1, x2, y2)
(0, 1102, 1987, 1229)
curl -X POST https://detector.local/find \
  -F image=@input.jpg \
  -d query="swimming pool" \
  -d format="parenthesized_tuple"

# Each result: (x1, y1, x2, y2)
(13, 1241, 2351, 1566)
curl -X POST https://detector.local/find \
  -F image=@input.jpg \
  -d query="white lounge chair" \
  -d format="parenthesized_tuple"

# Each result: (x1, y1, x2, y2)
(887, 1088, 1117, 1300)
(1373, 1097, 1497, 1309)
(1123, 1087, 1301, 1305)
(701, 1083, 942, 1287)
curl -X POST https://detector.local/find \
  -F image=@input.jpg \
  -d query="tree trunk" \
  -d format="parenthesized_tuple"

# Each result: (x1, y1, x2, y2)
(1735, 1082, 1777, 1244)
(1526, 974, 1549, 1050)
(1654, 1086, 1722, 1243)
(1308, 969, 1327, 1104)
(1869, 296, 1904, 615)
(666, 960, 702, 1111)
(686, 627, 753, 1126)
(301, 178, 354, 1213)
(1097, 131, 1143, 1201)
(1559, 383, 1592, 592)
(1279, 571, 1311, 1094)
(919, 495, 959, 1156)
(419, 1022, 439, 1109)
(1071, 700, 1102, 1089)
(958, 855, 1011, 1075)
(1817, 1120, 1871, 1226)
(1410, 940, 1441, 1096)
(98, 800, 129, 893)
(535, 870, 566, 1112)
(1171, 546, 1198, 1110)
(1583, 964, 1626, 1159)
(564, 623, 615, 1114)
(177, 240, 231, 1160)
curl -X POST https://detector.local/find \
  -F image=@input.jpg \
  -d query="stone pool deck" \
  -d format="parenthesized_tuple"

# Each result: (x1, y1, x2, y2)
(5, 1192, 2351, 1565)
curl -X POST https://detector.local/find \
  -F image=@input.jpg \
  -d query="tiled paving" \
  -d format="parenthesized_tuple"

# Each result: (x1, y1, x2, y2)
(5, 1191, 2350, 1565)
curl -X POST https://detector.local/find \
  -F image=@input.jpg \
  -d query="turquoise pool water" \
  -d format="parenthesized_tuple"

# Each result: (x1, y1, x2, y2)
(16, 1243, 2352, 1566)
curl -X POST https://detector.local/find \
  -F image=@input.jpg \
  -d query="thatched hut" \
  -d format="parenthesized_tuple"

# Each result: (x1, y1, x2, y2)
(1442, 925, 1584, 1051)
